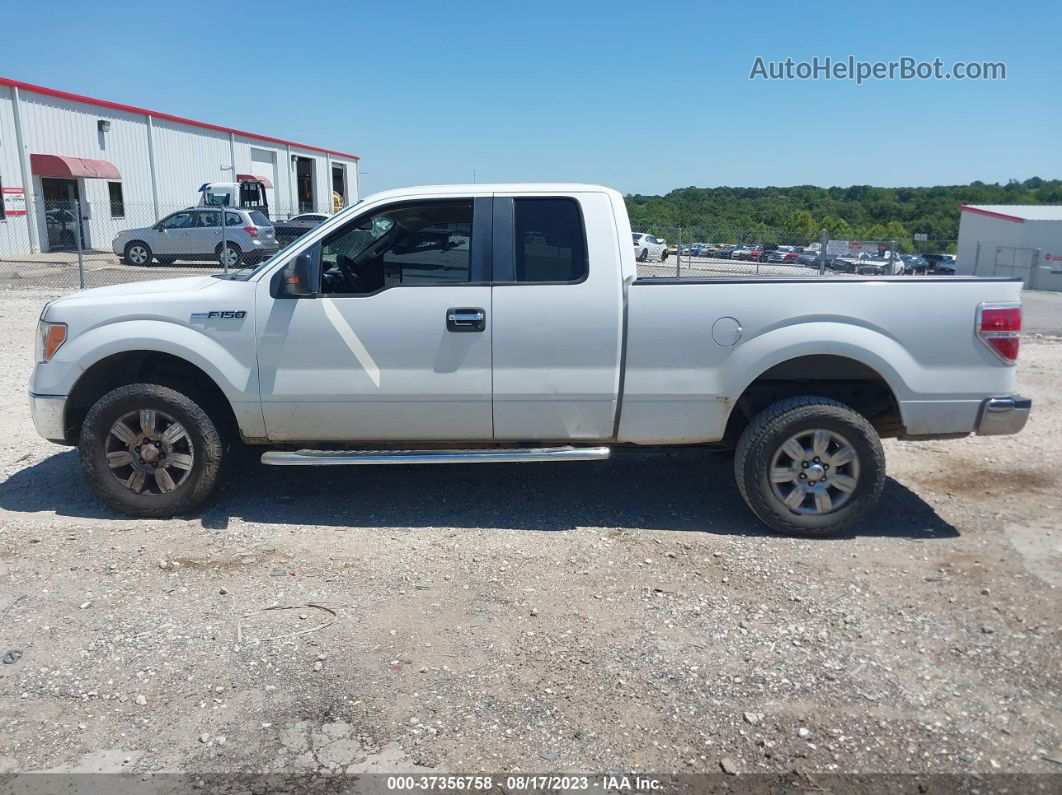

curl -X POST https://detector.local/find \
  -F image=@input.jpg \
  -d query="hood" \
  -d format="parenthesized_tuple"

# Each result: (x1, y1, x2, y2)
(48, 275, 221, 307)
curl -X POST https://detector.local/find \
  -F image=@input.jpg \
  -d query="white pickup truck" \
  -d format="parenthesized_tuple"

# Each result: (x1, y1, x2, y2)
(29, 184, 1030, 536)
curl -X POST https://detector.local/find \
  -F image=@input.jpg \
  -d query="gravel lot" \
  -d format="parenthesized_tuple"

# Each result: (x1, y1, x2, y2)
(0, 287, 1059, 786)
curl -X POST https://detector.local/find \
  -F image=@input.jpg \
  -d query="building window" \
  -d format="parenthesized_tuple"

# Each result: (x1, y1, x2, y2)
(108, 182, 125, 218)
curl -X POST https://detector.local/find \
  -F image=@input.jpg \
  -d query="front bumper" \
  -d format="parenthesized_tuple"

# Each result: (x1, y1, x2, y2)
(976, 395, 1031, 436)
(29, 392, 69, 444)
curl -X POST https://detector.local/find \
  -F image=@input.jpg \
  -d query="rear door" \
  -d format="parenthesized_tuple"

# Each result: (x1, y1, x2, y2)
(490, 192, 624, 440)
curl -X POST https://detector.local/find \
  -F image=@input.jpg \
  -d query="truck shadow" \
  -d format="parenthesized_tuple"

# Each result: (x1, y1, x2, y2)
(0, 448, 958, 539)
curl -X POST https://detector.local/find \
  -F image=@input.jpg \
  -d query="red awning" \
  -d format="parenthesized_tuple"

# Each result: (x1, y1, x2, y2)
(30, 154, 121, 180)
(236, 173, 273, 189)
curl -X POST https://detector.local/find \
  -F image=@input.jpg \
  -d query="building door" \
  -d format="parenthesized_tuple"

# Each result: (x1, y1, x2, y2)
(40, 178, 84, 251)
(294, 157, 315, 213)
(331, 164, 346, 211)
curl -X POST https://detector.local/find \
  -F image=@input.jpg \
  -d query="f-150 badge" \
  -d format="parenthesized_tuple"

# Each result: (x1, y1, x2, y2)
(190, 310, 247, 319)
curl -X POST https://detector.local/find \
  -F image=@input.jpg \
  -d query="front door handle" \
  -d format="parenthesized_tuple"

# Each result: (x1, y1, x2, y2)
(446, 307, 486, 332)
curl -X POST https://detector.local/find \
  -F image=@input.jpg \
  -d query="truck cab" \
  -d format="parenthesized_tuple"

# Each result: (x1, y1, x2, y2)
(198, 178, 270, 218)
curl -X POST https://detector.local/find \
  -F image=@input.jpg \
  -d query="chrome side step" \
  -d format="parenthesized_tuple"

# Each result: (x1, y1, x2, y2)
(261, 446, 611, 466)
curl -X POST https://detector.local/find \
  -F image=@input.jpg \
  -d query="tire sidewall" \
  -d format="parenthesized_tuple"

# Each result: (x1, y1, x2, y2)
(125, 241, 151, 266)
(79, 386, 222, 516)
(739, 402, 885, 536)
(217, 244, 242, 268)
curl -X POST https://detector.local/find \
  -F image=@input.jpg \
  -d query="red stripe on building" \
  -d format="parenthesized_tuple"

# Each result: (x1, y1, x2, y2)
(0, 76, 359, 161)
(959, 205, 1025, 223)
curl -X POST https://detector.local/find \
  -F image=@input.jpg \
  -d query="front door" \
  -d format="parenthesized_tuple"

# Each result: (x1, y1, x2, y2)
(40, 178, 83, 251)
(153, 209, 201, 256)
(256, 196, 494, 442)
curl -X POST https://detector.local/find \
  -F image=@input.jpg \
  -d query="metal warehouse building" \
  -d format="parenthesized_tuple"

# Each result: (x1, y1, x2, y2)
(958, 204, 1062, 292)
(0, 76, 359, 254)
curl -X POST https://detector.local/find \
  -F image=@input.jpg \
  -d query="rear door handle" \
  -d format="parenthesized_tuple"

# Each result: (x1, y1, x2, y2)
(446, 307, 486, 332)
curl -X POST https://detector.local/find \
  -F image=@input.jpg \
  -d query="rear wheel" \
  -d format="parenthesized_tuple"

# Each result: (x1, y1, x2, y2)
(216, 243, 243, 269)
(734, 396, 885, 537)
(638, 248, 648, 262)
(78, 383, 226, 517)
(123, 241, 151, 266)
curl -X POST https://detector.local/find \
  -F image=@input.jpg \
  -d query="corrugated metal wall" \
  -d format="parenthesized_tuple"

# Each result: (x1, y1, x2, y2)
(0, 84, 358, 255)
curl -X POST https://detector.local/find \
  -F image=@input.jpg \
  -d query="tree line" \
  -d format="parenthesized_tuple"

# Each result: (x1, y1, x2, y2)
(625, 178, 1062, 253)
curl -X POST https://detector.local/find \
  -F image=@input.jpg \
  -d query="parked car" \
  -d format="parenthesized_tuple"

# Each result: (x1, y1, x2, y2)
(273, 213, 330, 248)
(33, 183, 1029, 538)
(901, 255, 929, 274)
(113, 208, 277, 268)
(731, 245, 754, 260)
(633, 233, 667, 262)
(767, 246, 794, 263)
(717, 245, 738, 259)
(665, 243, 678, 256)
(796, 250, 821, 267)
(45, 208, 79, 249)
(783, 247, 803, 264)
(746, 247, 768, 263)
(922, 253, 957, 274)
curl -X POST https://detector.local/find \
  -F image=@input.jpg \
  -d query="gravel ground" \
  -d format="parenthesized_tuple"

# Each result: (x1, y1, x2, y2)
(0, 287, 1059, 785)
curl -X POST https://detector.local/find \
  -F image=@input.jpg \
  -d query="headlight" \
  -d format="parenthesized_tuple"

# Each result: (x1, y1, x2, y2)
(37, 321, 67, 363)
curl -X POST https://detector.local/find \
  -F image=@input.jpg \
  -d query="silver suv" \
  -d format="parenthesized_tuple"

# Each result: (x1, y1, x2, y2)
(113, 208, 277, 268)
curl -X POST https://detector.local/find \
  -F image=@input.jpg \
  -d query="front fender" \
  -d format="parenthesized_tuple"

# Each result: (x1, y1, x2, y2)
(47, 319, 265, 438)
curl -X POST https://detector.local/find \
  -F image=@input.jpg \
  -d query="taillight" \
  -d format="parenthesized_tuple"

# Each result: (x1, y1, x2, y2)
(243, 226, 258, 238)
(976, 303, 1021, 363)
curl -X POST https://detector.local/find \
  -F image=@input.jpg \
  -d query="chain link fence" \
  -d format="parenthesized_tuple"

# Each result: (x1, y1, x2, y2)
(632, 224, 958, 279)
(0, 198, 322, 291)
(0, 198, 960, 291)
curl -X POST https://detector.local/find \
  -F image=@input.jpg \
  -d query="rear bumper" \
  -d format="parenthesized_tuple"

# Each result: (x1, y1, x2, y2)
(29, 392, 69, 444)
(976, 395, 1031, 436)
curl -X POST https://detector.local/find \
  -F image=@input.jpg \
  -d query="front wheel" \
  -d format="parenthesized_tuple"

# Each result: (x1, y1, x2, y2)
(637, 248, 648, 262)
(123, 241, 152, 266)
(734, 396, 885, 537)
(78, 383, 226, 517)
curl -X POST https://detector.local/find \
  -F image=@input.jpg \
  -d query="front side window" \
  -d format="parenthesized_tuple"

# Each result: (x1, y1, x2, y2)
(160, 211, 195, 230)
(320, 200, 473, 295)
(513, 198, 587, 282)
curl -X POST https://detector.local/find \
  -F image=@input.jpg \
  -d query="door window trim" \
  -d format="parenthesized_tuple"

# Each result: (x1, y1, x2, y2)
(304, 197, 493, 299)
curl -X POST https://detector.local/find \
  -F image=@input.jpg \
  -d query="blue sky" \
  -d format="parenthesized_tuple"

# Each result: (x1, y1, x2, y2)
(4, 0, 1060, 195)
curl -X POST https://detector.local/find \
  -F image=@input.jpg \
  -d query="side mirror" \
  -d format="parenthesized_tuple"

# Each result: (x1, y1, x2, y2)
(282, 244, 320, 297)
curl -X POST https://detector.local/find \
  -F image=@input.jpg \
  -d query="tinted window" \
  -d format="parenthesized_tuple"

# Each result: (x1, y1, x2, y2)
(513, 198, 587, 283)
(108, 182, 124, 218)
(320, 200, 473, 295)
(226, 212, 242, 226)
(248, 210, 271, 226)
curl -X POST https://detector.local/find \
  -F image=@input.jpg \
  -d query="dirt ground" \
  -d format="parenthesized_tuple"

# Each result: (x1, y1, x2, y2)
(0, 287, 1059, 787)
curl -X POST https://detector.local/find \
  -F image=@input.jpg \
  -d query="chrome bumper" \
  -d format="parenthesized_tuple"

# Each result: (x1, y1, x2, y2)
(976, 395, 1031, 436)
(29, 392, 68, 444)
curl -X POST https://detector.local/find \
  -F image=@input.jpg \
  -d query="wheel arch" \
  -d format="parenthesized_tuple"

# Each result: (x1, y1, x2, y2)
(64, 349, 246, 444)
(723, 352, 905, 444)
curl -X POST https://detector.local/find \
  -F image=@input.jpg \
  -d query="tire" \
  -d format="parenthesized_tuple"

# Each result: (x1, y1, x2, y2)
(216, 244, 243, 269)
(734, 396, 885, 537)
(155, 256, 177, 266)
(638, 248, 648, 263)
(123, 241, 152, 266)
(78, 383, 226, 518)
(661, 250, 669, 262)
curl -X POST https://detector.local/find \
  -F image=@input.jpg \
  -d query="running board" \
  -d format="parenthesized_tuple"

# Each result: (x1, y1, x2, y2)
(260, 446, 611, 466)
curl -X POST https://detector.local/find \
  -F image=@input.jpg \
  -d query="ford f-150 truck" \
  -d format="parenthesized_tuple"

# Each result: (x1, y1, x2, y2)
(29, 184, 1030, 536)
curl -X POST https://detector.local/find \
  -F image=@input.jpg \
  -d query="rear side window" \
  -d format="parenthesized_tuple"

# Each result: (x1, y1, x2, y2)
(513, 198, 587, 283)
